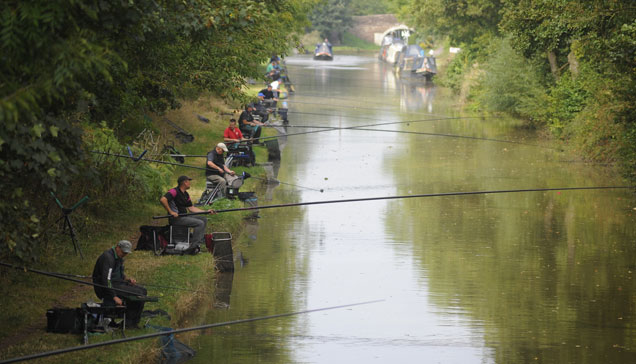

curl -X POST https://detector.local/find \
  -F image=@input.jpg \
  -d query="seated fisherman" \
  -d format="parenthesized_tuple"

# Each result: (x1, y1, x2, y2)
(92, 240, 147, 328)
(257, 84, 278, 103)
(159, 175, 213, 249)
(223, 118, 247, 147)
(255, 84, 278, 122)
(224, 118, 255, 166)
(266, 59, 280, 81)
(238, 104, 264, 140)
(206, 143, 239, 198)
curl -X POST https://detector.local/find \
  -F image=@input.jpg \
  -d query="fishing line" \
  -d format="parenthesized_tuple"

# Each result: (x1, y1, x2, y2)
(265, 124, 550, 148)
(0, 299, 384, 364)
(255, 116, 553, 150)
(2, 267, 214, 294)
(284, 110, 466, 122)
(90, 151, 322, 192)
(345, 127, 548, 148)
(0, 262, 148, 297)
(152, 186, 635, 219)
(290, 93, 394, 107)
(255, 116, 476, 141)
(249, 176, 324, 192)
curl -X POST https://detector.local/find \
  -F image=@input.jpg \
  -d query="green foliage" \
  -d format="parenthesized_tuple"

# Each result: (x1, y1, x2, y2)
(349, 0, 389, 15)
(499, 0, 575, 58)
(439, 47, 477, 92)
(544, 72, 589, 136)
(476, 38, 548, 123)
(402, 0, 636, 179)
(339, 31, 379, 50)
(309, 0, 352, 44)
(402, 0, 502, 52)
(0, 0, 311, 260)
(81, 124, 173, 208)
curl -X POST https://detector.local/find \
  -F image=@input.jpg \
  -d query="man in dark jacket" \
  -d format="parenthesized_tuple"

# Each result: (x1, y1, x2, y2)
(238, 104, 264, 139)
(92, 240, 147, 327)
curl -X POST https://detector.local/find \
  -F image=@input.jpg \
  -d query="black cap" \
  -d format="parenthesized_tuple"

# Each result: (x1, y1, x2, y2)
(177, 175, 192, 185)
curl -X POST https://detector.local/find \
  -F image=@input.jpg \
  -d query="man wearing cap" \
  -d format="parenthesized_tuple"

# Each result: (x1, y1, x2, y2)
(238, 104, 263, 140)
(92, 240, 147, 327)
(206, 143, 239, 198)
(160, 175, 212, 250)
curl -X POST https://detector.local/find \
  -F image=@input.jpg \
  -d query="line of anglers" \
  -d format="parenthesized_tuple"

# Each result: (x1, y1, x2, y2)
(75, 55, 295, 334)
(92, 79, 290, 327)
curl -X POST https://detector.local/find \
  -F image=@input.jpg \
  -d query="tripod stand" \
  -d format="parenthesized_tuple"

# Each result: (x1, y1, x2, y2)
(51, 193, 89, 259)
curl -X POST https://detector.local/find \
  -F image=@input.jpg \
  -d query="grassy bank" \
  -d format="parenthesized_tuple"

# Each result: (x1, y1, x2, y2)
(0, 95, 278, 363)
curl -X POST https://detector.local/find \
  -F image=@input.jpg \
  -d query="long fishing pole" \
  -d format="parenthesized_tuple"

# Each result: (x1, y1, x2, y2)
(5, 268, 214, 294)
(254, 116, 484, 142)
(0, 299, 384, 364)
(90, 151, 321, 192)
(0, 262, 149, 297)
(266, 124, 546, 148)
(255, 116, 555, 150)
(284, 110, 483, 122)
(153, 186, 634, 219)
(249, 175, 324, 192)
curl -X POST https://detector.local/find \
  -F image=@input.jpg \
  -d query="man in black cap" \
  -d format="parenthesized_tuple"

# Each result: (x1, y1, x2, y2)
(92, 240, 147, 327)
(159, 175, 213, 249)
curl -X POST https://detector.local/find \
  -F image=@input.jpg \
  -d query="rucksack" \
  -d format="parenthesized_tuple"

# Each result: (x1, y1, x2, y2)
(136, 225, 169, 251)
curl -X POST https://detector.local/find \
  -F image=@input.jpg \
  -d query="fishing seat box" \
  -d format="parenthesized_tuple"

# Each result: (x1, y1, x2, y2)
(46, 307, 83, 334)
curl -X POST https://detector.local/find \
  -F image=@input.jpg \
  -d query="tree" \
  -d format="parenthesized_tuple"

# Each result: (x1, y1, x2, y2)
(402, 0, 503, 53)
(309, 0, 352, 44)
(0, 0, 310, 260)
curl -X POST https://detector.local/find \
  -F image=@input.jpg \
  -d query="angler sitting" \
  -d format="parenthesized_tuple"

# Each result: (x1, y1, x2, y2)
(257, 84, 278, 103)
(266, 59, 281, 81)
(159, 175, 213, 250)
(92, 240, 147, 328)
(206, 143, 239, 198)
(238, 104, 264, 140)
(255, 84, 278, 123)
(223, 118, 255, 166)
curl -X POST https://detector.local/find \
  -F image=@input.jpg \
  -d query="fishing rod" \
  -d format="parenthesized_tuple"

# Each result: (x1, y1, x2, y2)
(254, 116, 554, 150)
(153, 186, 634, 219)
(249, 175, 324, 192)
(265, 124, 547, 148)
(254, 116, 478, 142)
(0, 299, 384, 364)
(91, 151, 321, 192)
(0, 262, 149, 297)
(91, 151, 196, 169)
(5, 268, 214, 294)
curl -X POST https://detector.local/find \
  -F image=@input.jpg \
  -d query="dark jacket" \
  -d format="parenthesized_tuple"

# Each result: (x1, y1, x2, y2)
(92, 247, 125, 300)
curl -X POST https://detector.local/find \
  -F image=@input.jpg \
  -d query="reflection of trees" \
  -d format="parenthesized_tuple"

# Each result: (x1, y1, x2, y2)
(383, 126, 636, 363)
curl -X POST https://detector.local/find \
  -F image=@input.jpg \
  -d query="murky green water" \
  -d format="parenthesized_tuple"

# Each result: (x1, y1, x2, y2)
(190, 54, 636, 363)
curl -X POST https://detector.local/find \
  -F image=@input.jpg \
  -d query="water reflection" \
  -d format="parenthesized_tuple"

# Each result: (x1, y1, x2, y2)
(213, 272, 234, 309)
(190, 53, 636, 364)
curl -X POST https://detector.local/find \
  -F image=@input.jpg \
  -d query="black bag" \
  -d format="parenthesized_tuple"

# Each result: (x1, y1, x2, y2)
(46, 307, 83, 334)
(136, 225, 169, 251)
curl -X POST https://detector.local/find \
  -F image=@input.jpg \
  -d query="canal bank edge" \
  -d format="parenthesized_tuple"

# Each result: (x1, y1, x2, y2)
(0, 95, 276, 363)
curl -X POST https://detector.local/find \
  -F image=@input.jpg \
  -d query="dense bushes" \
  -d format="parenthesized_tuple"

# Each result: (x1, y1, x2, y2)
(404, 1, 636, 179)
(476, 39, 547, 123)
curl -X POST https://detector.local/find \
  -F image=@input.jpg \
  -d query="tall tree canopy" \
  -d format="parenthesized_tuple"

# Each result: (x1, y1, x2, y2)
(309, 0, 352, 44)
(0, 0, 310, 260)
(402, 0, 503, 51)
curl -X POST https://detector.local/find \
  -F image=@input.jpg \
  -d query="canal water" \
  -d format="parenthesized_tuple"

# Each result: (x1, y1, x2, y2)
(190, 54, 636, 363)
